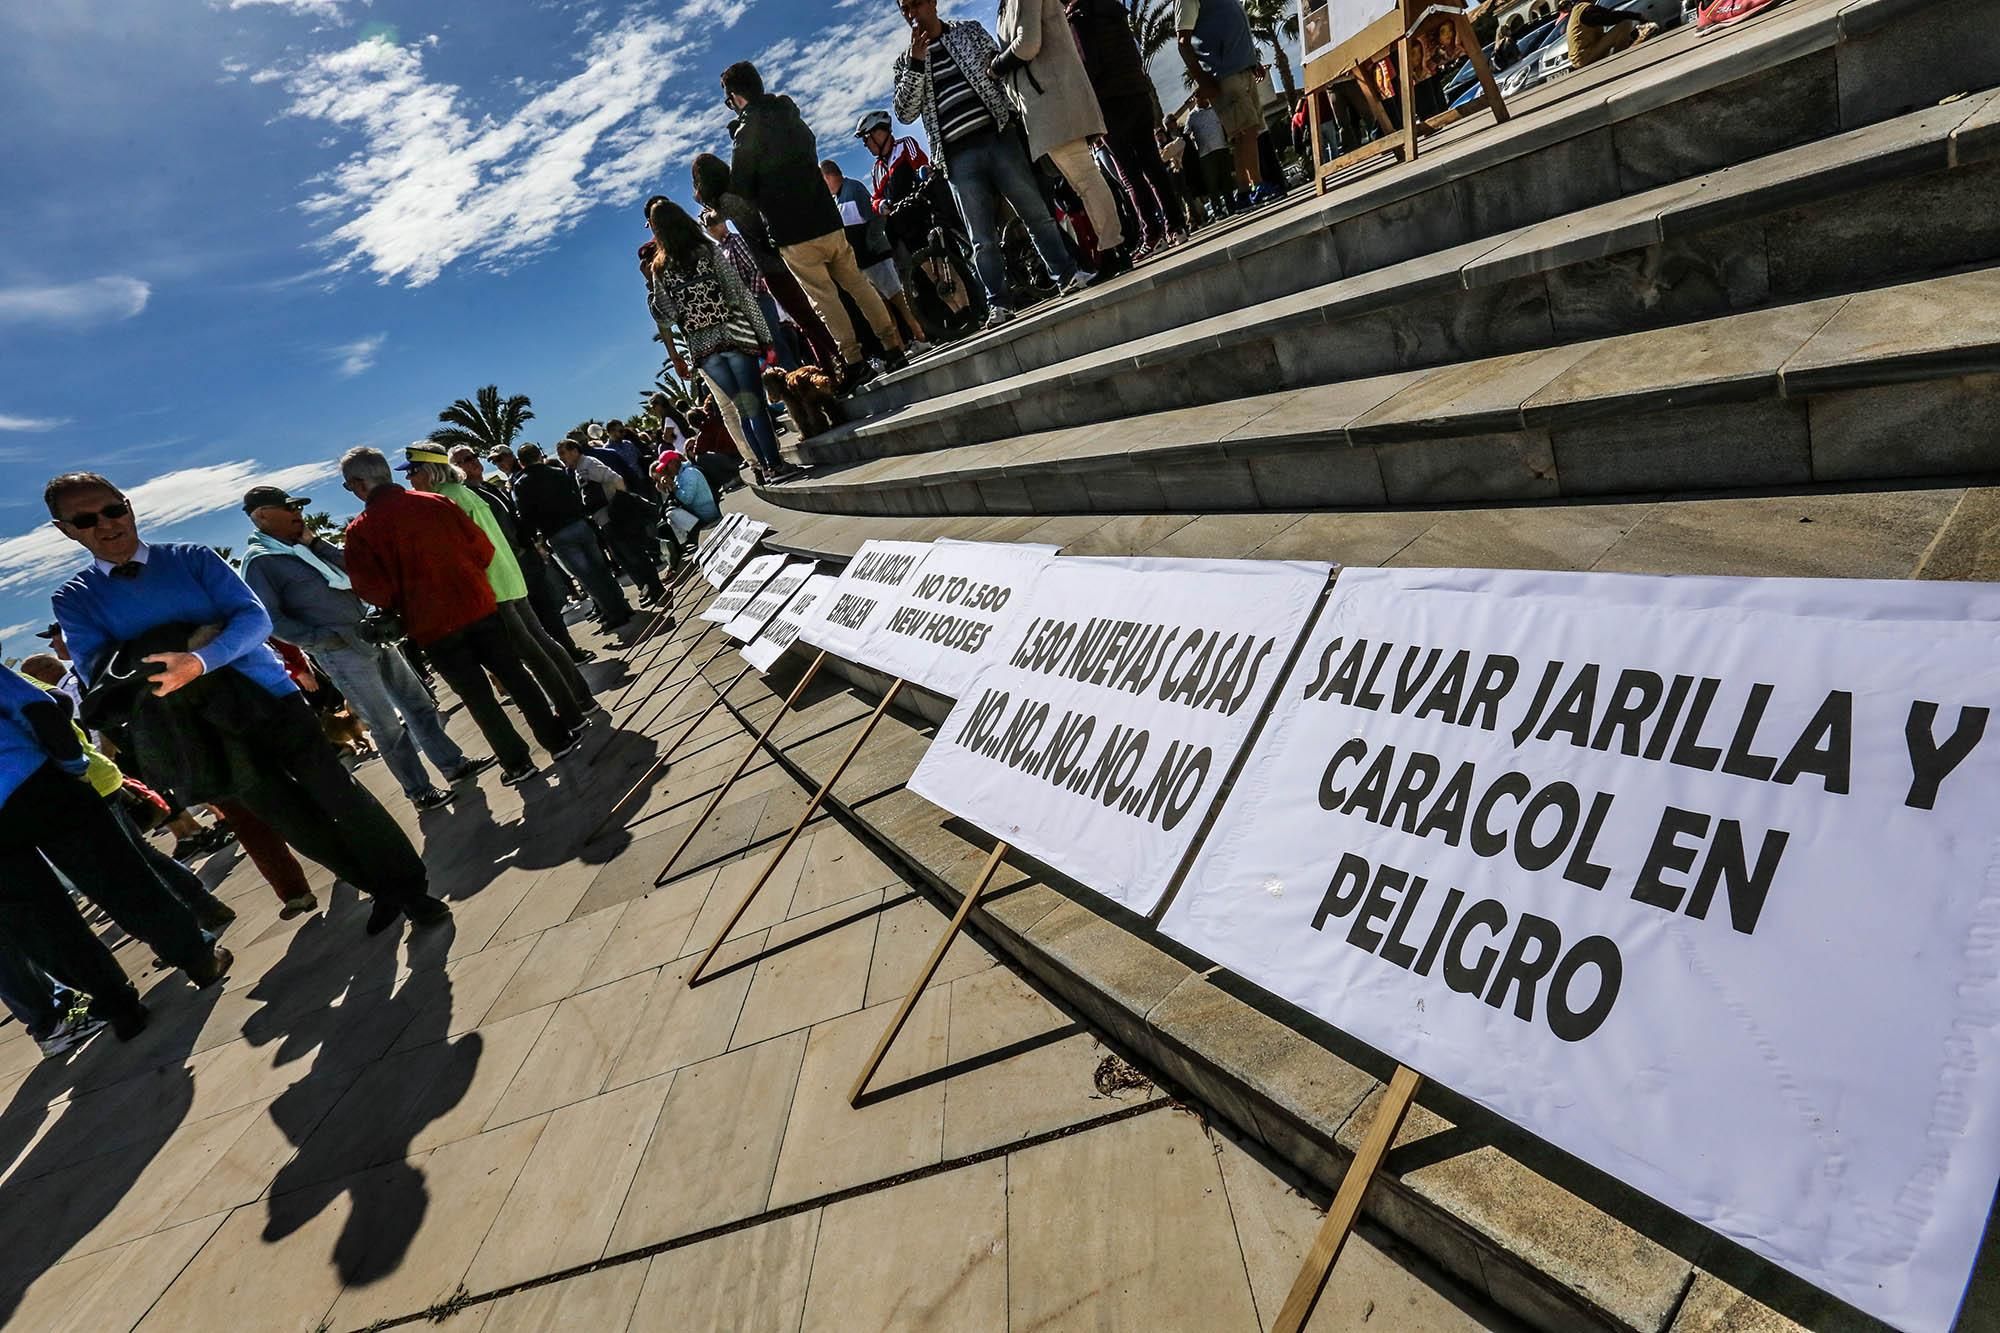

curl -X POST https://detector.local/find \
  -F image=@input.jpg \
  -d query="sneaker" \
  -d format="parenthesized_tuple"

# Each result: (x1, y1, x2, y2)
(445, 755, 496, 784)
(365, 898, 403, 936)
(500, 761, 540, 786)
(1061, 270, 1093, 295)
(981, 305, 1016, 331)
(187, 945, 234, 990)
(906, 339, 933, 357)
(550, 732, 586, 761)
(880, 347, 908, 374)
(404, 896, 452, 929)
(279, 893, 319, 920)
(37, 1010, 106, 1058)
(411, 787, 453, 812)
(195, 900, 237, 932)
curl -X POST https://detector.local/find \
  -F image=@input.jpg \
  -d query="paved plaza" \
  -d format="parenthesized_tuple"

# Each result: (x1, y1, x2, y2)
(0, 606, 1506, 1332)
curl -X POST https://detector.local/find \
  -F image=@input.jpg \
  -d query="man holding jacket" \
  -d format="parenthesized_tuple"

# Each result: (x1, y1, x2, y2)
(242, 484, 486, 812)
(723, 60, 907, 392)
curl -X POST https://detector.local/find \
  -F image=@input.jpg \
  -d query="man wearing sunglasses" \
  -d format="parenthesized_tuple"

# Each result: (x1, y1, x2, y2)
(46, 471, 450, 938)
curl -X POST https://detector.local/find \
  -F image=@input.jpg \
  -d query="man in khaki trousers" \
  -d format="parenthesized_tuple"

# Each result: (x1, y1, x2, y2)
(722, 59, 907, 393)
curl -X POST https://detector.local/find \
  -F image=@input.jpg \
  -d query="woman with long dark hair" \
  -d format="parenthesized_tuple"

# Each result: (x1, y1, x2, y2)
(643, 195, 789, 482)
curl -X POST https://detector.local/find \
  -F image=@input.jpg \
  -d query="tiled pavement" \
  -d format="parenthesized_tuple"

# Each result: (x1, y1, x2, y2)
(0, 598, 1509, 1332)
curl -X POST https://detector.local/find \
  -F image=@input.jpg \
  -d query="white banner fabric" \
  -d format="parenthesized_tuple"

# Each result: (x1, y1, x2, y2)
(700, 553, 785, 625)
(725, 559, 816, 643)
(908, 556, 1331, 915)
(1160, 566, 2000, 1333)
(743, 572, 837, 674)
(795, 540, 932, 664)
(701, 516, 768, 590)
(845, 539, 1056, 699)
(694, 512, 745, 583)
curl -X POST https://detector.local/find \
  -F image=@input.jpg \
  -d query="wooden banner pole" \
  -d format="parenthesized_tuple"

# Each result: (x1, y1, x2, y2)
(1272, 1064, 1424, 1333)
(849, 839, 1009, 1106)
(614, 619, 721, 723)
(652, 649, 828, 887)
(584, 662, 753, 844)
(612, 608, 704, 711)
(686, 677, 903, 986)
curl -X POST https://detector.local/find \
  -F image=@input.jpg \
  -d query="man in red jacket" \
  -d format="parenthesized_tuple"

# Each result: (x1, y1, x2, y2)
(340, 446, 583, 785)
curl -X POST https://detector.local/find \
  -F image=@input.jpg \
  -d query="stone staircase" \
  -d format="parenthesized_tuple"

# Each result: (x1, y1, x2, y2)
(718, 0, 2000, 1327)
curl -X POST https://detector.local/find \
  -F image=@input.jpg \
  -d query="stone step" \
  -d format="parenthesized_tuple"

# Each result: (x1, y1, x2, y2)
(759, 266, 2000, 518)
(836, 0, 2000, 435)
(687, 479, 2000, 1332)
(797, 90, 2000, 476)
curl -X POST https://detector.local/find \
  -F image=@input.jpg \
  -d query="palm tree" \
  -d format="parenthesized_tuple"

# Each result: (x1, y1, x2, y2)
(428, 385, 534, 456)
(1242, 0, 1302, 105)
(305, 510, 345, 541)
(645, 361, 701, 420)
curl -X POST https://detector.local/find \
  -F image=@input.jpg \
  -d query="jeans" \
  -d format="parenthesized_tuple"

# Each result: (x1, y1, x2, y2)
(756, 293, 802, 372)
(498, 597, 590, 722)
(946, 128, 1079, 308)
(598, 505, 665, 601)
(549, 518, 631, 626)
(427, 611, 572, 770)
(317, 638, 468, 798)
(229, 694, 431, 907)
(0, 937, 63, 1036)
(702, 349, 784, 474)
(0, 762, 215, 1019)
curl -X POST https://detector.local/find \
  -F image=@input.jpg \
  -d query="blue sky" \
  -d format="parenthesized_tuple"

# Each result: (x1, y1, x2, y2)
(0, 0, 994, 656)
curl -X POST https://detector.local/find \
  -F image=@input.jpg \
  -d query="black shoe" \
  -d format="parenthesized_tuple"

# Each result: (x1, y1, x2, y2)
(107, 1005, 149, 1042)
(839, 361, 878, 395)
(550, 733, 585, 761)
(365, 898, 403, 936)
(188, 946, 233, 990)
(411, 787, 453, 812)
(880, 347, 908, 374)
(500, 761, 540, 786)
(195, 901, 237, 932)
(567, 648, 597, 665)
(445, 756, 497, 784)
(403, 896, 452, 929)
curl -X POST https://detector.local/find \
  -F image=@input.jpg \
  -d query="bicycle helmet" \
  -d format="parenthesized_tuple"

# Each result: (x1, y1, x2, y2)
(854, 109, 892, 140)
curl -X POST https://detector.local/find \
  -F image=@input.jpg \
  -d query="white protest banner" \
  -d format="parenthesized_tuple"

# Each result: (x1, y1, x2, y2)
(795, 539, 932, 663)
(743, 572, 836, 674)
(1160, 566, 2000, 1333)
(694, 512, 744, 580)
(700, 553, 785, 625)
(846, 539, 1056, 699)
(725, 559, 815, 643)
(908, 557, 1331, 914)
(701, 516, 769, 589)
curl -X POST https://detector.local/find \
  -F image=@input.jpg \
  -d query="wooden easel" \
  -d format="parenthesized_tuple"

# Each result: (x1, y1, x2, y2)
(683, 677, 906, 985)
(649, 649, 829, 887)
(1272, 1064, 1424, 1333)
(849, 839, 1010, 1105)
(1303, 0, 1508, 193)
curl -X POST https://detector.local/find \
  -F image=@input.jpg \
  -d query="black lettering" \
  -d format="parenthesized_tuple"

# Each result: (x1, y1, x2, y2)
(1484, 912, 1563, 1022)
(1685, 822, 1789, 935)
(1547, 937, 1622, 1041)
(1631, 806, 1707, 914)
(1311, 853, 1372, 930)
(1346, 863, 1406, 953)
(1904, 701, 1990, 810)
(1773, 690, 1851, 794)
(1443, 898, 1506, 996)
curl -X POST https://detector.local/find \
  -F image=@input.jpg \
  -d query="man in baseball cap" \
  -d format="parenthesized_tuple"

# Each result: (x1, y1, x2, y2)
(241, 484, 312, 515)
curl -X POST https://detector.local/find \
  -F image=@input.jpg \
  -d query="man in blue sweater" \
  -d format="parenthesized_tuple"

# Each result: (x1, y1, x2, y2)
(46, 471, 449, 937)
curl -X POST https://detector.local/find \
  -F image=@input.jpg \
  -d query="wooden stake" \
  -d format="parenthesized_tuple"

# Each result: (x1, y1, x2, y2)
(1457, 12, 1509, 124)
(1273, 1065, 1424, 1333)
(652, 650, 828, 887)
(584, 662, 751, 844)
(630, 643, 731, 739)
(849, 840, 1008, 1107)
(685, 678, 903, 986)
(1396, 0, 1420, 165)
(611, 608, 703, 712)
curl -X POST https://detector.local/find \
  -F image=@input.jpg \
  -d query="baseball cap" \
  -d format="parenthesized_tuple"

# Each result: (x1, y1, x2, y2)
(242, 485, 311, 514)
(396, 445, 453, 473)
(33, 622, 59, 641)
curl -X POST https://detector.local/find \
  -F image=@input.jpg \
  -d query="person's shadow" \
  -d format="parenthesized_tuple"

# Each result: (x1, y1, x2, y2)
(245, 890, 478, 1287)
(0, 973, 220, 1323)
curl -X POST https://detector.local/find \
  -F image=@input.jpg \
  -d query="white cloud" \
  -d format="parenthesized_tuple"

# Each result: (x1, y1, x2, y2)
(0, 277, 152, 327)
(0, 620, 48, 645)
(0, 414, 70, 432)
(277, 9, 724, 286)
(0, 458, 339, 595)
(224, 0, 352, 17)
(331, 332, 384, 376)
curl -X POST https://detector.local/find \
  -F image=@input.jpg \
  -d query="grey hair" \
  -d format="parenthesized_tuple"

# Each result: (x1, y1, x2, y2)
(340, 446, 394, 489)
(406, 460, 466, 491)
(446, 445, 480, 467)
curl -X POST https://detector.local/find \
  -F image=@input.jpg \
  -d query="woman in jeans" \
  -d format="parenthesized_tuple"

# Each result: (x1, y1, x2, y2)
(643, 197, 790, 483)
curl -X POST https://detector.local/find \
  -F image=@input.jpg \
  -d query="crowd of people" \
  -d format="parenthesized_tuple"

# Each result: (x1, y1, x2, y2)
(0, 424, 721, 1059)
(0, 0, 1302, 1065)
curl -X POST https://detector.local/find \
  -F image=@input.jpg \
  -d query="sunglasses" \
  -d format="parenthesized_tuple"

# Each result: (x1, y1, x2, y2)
(64, 501, 130, 529)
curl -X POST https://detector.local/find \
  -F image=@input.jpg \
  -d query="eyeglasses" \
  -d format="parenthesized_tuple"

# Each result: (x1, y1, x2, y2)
(63, 501, 130, 529)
